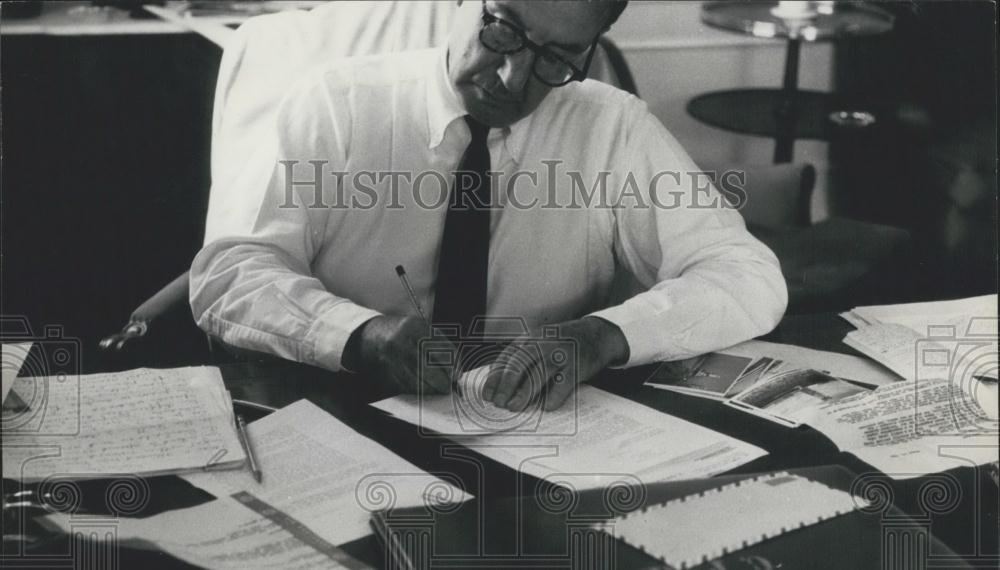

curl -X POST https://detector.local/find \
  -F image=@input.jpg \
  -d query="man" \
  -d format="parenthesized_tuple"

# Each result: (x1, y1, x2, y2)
(190, 1, 787, 412)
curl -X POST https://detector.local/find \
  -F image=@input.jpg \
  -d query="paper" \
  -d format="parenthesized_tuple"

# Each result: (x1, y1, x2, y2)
(842, 295, 998, 386)
(844, 322, 998, 420)
(844, 294, 998, 336)
(372, 378, 767, 489)
(597, 472, 864, 569)
(2, 342, 33, 406)
(182, 399, 470, 547)
(802, 378, 999, 479)
(844, 323, 929, 381)
(2, 366, 246, 481)
(41, 494, 354, 570)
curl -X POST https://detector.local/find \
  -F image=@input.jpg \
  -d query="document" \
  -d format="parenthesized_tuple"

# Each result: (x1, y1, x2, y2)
(372, 373, 767, 489)
(845, 322, 998, 420)
(2, 366, 246, 481)
(2, 342, 33, 405)
(41, 494, 358, 570)
(841, 294, 998, 336)
(841, 294, 997, 385)
(844, 322, 929, 381)
(596, 472, 864, 569)
(802, 378, 999, 479)
(182, 399, 470, 547)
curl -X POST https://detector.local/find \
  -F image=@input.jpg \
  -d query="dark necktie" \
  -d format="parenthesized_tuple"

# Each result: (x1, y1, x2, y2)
(432, 116, 491, 339)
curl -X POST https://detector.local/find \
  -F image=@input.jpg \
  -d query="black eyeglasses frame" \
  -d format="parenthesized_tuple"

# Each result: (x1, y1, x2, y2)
(478, 5, 599, 87)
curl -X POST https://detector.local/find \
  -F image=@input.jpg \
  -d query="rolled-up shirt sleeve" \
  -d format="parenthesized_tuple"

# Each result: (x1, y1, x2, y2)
(589, 108, 787, 366)
(190, 77, 380, 371)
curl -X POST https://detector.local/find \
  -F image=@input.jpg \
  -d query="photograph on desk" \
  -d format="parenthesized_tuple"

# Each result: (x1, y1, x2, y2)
(2, 0, 997, 569)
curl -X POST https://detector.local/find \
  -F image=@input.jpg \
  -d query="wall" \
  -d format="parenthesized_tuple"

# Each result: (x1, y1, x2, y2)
(605, 1, 834, 220)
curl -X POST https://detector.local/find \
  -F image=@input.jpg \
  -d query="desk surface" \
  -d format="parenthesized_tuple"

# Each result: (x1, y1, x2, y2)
(6, 313, 997, 568)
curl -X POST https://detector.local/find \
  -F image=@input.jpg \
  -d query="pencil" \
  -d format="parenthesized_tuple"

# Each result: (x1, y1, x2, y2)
(236, 414, 262, 483)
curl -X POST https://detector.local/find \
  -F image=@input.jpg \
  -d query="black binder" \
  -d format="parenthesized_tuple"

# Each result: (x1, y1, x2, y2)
(370, 465, 969, 570)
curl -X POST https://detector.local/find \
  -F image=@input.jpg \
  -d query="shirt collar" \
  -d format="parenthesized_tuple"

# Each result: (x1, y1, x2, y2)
(425, 46, 535, 165)
(426, 47, 467, 150)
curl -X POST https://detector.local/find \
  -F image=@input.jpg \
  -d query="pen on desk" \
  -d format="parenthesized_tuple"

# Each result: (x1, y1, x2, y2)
(236, 414, 262, 483)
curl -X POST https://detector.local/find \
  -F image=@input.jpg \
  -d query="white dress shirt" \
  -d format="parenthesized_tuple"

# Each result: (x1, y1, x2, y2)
(190, 47, 787, 372)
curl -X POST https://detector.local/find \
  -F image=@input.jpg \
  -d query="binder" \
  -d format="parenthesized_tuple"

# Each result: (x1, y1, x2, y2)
(370, 465, 969, 570)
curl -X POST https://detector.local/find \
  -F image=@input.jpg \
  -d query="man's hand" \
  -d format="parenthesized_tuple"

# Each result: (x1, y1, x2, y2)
(482, 317, 629, 412)
(342, 315, 454, 394)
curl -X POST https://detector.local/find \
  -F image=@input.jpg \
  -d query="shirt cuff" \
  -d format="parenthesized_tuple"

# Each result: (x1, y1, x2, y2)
(588, 295, 672, 369)
(306, 301, 383, 371)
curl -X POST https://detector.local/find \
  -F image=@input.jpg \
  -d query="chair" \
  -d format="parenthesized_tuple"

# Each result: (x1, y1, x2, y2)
(731, 163, 913, 313)
(100, 1, 639, 353)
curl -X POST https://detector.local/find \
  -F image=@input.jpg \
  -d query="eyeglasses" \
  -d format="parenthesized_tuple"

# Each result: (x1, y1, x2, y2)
(478, 4, 598, 87)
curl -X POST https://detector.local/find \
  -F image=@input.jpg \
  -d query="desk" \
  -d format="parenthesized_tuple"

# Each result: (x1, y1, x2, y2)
(4, 314, 997, 568)
(0, 2, 321, 37)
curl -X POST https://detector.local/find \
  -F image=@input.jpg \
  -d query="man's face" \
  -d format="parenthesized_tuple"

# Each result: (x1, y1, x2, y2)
(447, 1, 609, 128)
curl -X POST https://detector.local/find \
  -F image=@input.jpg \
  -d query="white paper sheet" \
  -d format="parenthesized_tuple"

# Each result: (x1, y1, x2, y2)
(844, 323, 930, 381)
(372, 378, 767, 489)
(848, 294, 998, 337)
(182, 399, 470, 547)
(2, 367, 246, 481)
(802, 378, 998, 479)
(41, 495, 351, 570)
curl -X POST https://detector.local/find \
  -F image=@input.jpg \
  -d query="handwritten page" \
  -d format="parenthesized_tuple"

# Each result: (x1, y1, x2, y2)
(182, 399, 470, 547)
(2, 342, 33, 405)
(596, 472, 863, 569)
(372, 374, 767, 489)
(40, 494, 352, 570)
(2, 366, 246, 481)
(801, 378, 998, 478)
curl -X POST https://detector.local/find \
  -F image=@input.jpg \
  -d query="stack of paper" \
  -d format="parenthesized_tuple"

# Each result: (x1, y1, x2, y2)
(42, 399, 468, 570)
(42, 494, 347, 570)
(841, 295, 997, 422)
(182, 399, 471, 547)
(2, 366, 246, 481)
(372, 368, 768, 489)
(841, 294, 998, 336)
